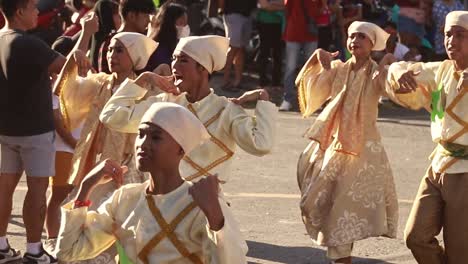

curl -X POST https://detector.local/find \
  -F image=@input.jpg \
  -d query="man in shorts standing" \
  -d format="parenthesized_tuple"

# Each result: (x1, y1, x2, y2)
(0, 0, 80, 262)
(219, 0, 257, 91)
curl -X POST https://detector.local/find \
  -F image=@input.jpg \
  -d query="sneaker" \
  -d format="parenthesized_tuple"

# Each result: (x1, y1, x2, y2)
(279, 100, 292, 111)
(42, 239, 57, 256)
(0, 245, 21, 264)
(378, 96, 390, 105)
(22, 246, 57, 264)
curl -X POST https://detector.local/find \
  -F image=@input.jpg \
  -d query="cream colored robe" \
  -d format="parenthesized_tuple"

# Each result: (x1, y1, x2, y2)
(53, 58, 144, 187)
(386, 60, 468, 173)
(99, 80, 277, 183)
(296, 53, 399, 247)
(56, 181, 248, 263)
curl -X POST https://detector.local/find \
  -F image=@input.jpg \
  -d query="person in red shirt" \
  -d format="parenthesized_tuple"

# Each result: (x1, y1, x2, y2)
(279, 0, 321, 111)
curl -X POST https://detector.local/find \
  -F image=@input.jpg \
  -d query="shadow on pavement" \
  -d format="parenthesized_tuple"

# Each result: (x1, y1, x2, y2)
(378, 104, 430, 122)
(247, 240, 396, 264)
(7, 214, 26, 237)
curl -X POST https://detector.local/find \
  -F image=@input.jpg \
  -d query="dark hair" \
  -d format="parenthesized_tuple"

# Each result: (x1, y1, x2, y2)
(384, 21, 397, 30)
(0, 0, 29, 19)
(94, 0, 119, 33)
(119, 0, 155, 18)
(153, 2, 186, 53)
(90, 0, 119, 68)
(51, 36, 74, 56)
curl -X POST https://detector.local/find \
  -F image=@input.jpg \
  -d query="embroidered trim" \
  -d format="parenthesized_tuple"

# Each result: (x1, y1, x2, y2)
(184, 105, 234, 181)
(438, 157, 459, 174)
(298, 67, 313, 115)
(432, 84, 467, 172)
(445, 86, 467, 143)
(138, 197, 201, 264)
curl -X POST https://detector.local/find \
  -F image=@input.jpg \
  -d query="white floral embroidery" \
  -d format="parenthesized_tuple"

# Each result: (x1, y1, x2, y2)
(367, 140, 383, 153)
(347, 163, 386, 209)
(67, 252, 115, 264)
(329, 211, 372, 245)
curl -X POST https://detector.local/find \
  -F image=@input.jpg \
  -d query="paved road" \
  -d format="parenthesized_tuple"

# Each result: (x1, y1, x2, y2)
(8, 75, 436, 264)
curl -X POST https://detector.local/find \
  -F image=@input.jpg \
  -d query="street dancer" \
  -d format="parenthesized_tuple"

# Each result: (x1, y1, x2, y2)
(296, 21, 399, 264)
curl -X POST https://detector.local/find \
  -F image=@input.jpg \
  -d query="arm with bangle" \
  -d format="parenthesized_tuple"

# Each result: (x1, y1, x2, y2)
(56, 160, 126, 261)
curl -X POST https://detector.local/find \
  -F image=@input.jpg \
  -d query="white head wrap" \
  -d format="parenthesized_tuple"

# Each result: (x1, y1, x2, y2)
(445, 11, 468, 32)
(173, 35, 229, 74)
(140, 102, 210, 154)
(112, 32, 158, 70)
(348, 21, 390, 51)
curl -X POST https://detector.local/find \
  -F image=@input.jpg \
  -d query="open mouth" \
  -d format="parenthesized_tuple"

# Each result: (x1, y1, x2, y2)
(173, 73, 183, 85)
(137, 151, 150, 160)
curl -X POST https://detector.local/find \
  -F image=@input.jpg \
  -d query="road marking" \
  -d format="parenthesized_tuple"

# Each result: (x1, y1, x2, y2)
(225, 192, 299, 199)
(14, 187, 414, 204)
(225, 192, 414, 205)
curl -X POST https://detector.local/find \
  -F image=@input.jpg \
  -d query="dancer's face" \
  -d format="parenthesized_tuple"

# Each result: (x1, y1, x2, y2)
(347, 32, 373, 59)
(445, 26, 468, 69)
(107, 39, 133, 73)
(135, 123, 183, 173)
(171, 52, 206, 93)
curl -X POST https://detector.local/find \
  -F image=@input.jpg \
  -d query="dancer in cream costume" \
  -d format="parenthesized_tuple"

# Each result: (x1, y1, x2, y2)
(56, 102, 247, 263)
(296, 22, 399, 263)
(387, 11, 468, 264)
(100, 35, 277, 183)
(54, 32, 158, 264)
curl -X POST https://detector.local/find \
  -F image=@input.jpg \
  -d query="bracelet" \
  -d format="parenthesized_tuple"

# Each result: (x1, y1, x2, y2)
(74, 199, 92, 208)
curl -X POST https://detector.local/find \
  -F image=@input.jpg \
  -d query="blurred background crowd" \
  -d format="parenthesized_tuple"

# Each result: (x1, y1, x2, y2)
(1, 0, 466, 110)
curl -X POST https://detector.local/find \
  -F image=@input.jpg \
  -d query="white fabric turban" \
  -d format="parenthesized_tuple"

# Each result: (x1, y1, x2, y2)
(112, 32, 158, 71)
(173, 35, 229, 74)
(140, 102, 210, 154)
(348, 21, 390, 51)
(445, 11, 468, 32)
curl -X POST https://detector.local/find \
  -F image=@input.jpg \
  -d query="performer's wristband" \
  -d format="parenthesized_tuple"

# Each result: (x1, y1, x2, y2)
(74, 199, 92, 208)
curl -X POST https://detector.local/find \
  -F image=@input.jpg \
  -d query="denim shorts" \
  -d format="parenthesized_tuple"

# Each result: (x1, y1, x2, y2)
(223, 13, 252, 48)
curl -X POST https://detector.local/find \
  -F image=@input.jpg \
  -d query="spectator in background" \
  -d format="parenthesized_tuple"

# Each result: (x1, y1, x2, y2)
(317, 5, 332, 51)
(279, 0, 321, 111)
(384, 21, 412, 61)
(256, 0, 284, 93)
(219, 0, 257, 91)
(432, 0, 464, 61)
(89, 0, 121, 71)
(395, 0, 425, 48)
(360, 0, 388, 26)
(98, 0, 155, 73)
(143, 1, 188, 75)
(63, 0, 97, 37)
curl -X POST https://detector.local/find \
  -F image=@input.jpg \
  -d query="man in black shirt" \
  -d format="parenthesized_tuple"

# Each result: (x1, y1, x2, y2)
(0, 0, 86, 262)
